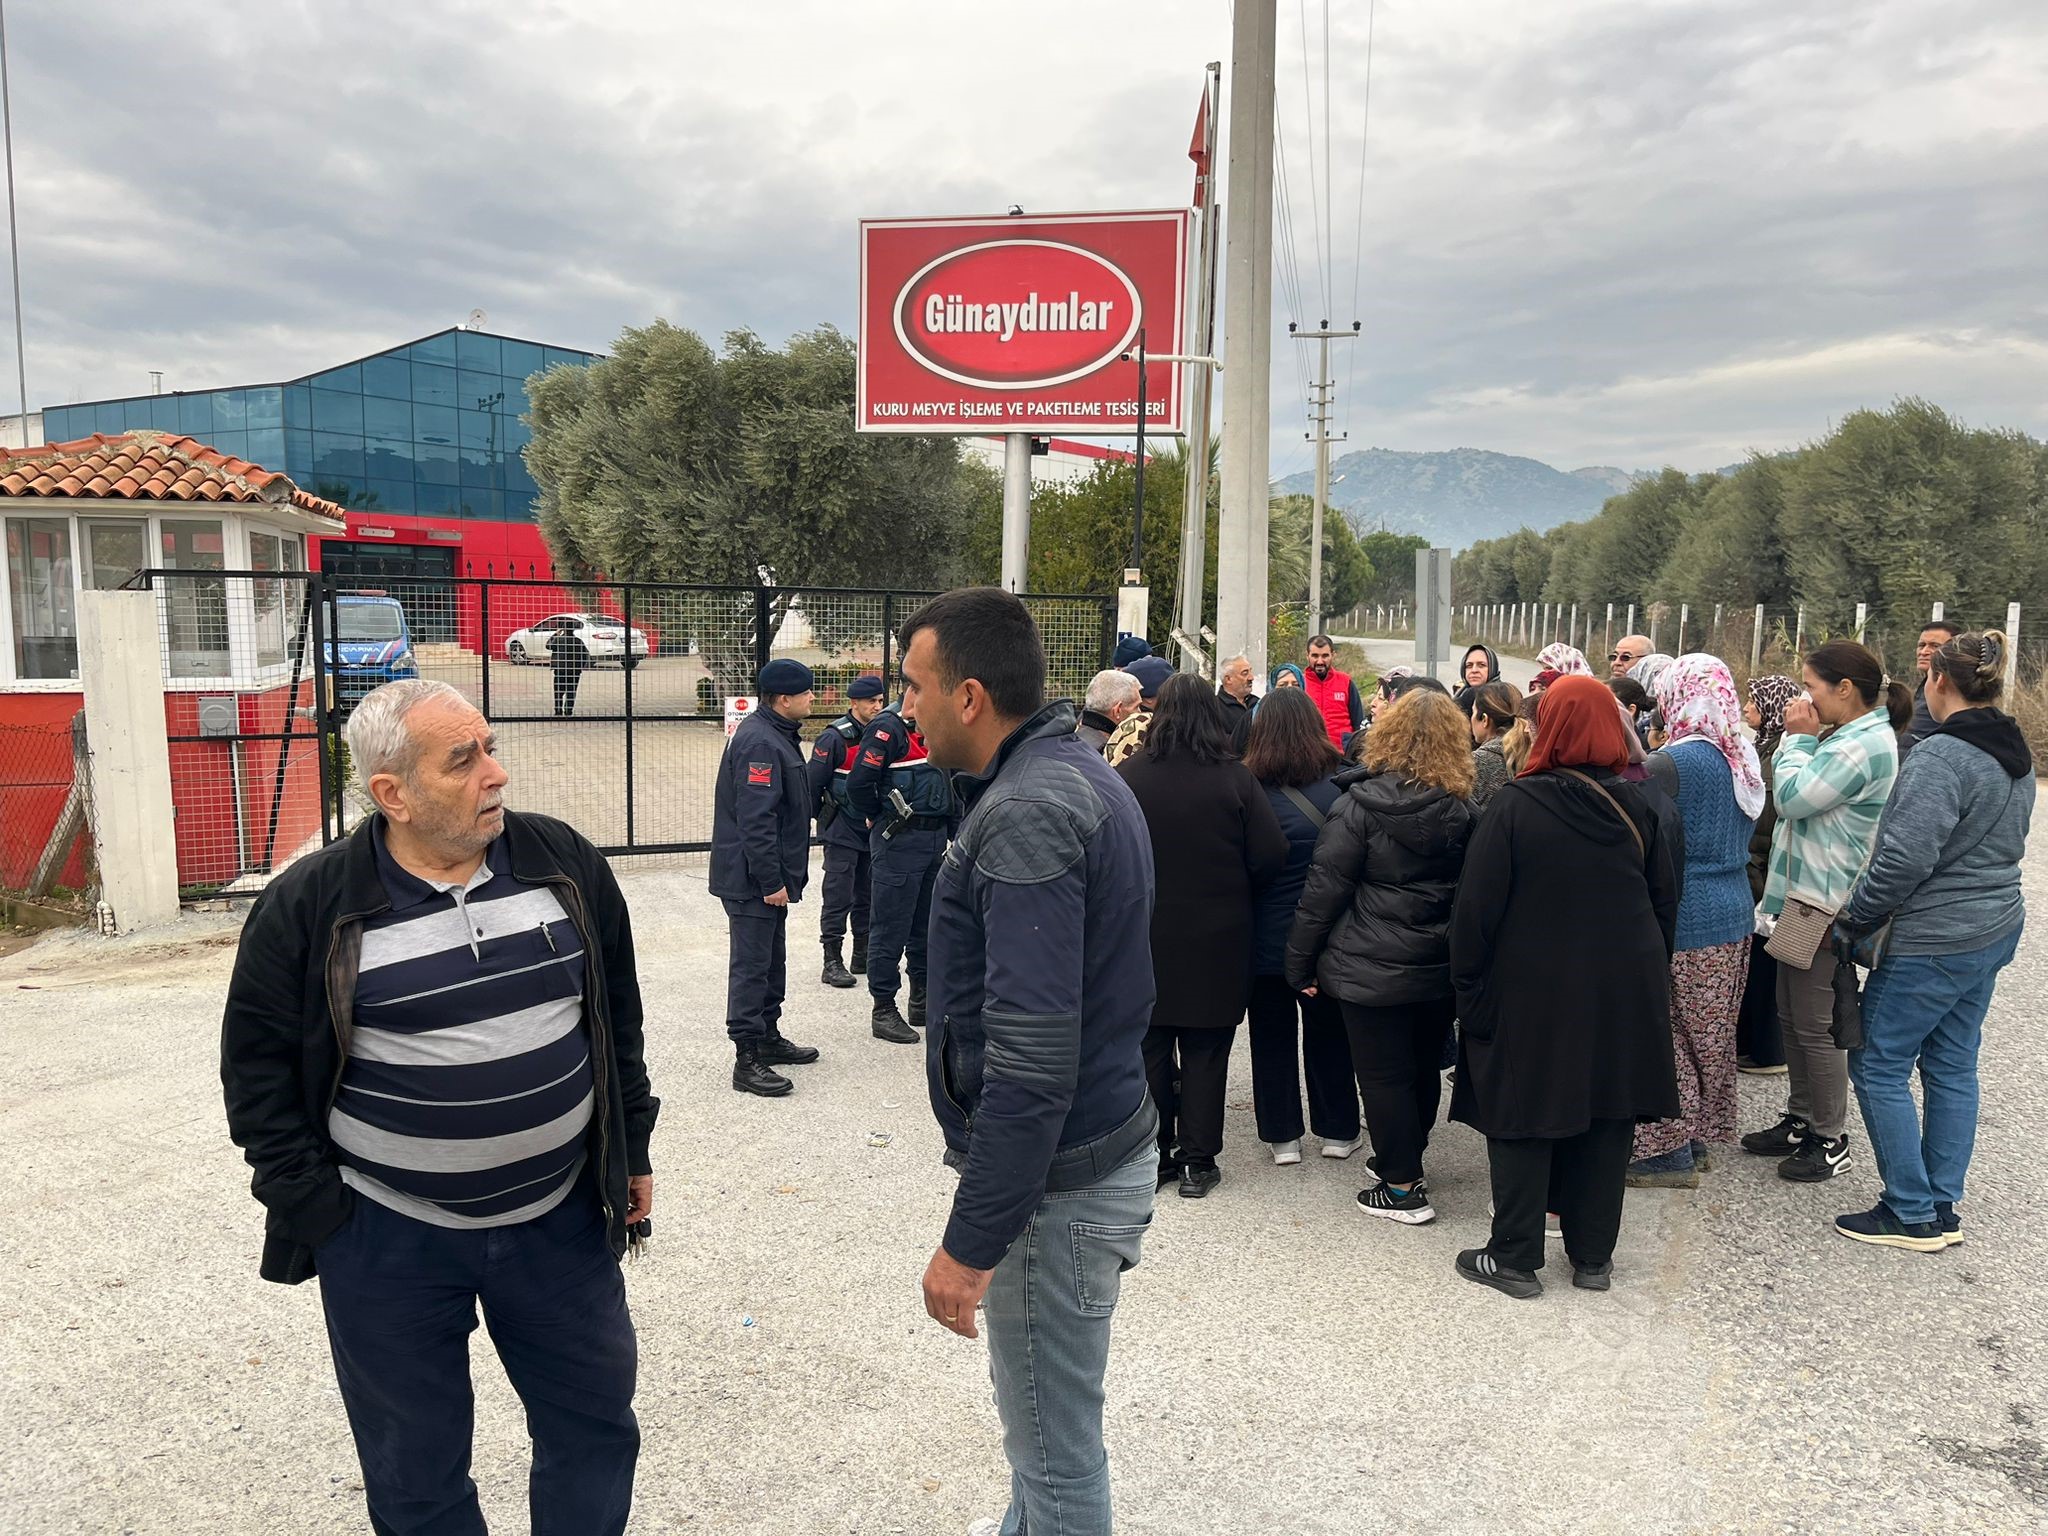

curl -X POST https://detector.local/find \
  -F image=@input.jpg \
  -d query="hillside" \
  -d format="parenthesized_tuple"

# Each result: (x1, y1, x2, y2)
(1273, 447, 1637, 548)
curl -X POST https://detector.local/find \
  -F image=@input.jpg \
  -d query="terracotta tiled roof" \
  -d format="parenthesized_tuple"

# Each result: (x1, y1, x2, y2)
(0, 431, 346, 522)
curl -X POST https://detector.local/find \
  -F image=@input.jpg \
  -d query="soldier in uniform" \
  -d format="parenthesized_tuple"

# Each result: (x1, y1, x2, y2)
(710, 658, 822, 1097)
(807, 673, 886, 988)
(846, 695, 954, 1046)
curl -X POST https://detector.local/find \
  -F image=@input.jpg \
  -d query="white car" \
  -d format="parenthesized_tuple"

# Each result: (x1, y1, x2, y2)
(505, 612, 652, 668)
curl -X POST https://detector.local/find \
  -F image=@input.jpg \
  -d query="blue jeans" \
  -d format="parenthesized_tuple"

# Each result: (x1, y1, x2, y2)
(1849, 923, 2023, 1225)
(317, 1178, 640, 1536)
(983, 1144, 1155, 1536)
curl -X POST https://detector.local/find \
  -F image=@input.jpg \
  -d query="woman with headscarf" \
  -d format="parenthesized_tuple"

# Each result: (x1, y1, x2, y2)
(1448, 675, 1682, 1297)
(1535, 642, 1594, 678)
(1737, 676, 1801, 1076)
(1455, 643, 1500, 713)
(1629, 653, 1676, 698)
(1632, 655, 1760, 1186)
(1270, 662, 1305, 692)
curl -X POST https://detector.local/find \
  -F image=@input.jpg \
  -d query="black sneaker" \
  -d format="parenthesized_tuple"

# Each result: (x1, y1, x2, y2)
(1178, 1162, 1222, 1199)
(1741, 1114, 1810, 1157)
(1355, 1180, 1436, 1225)
(1157, 1159, 1182, 1190)
(1778, 1132, 1852, 1183)
(1935, 1202, 1964, 1247)
(1570, 1261, 1613, 1291)
(1363, 1154, 1427, 1192)
(870, 1002, 918, 1045)
(1455, 1247, 1541, 1299)
(1834, 1201, 1945, 1252)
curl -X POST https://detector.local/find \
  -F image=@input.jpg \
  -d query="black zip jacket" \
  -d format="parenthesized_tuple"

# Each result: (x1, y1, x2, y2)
(710, 707, 811, 900)
(221, 810, 658, 1284)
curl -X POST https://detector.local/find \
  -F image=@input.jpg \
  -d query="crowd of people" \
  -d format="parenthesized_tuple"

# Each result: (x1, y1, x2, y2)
(1070, 622, 2034, 1292)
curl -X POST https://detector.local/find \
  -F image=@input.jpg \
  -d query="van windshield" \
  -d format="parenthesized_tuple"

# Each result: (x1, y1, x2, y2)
(337, 605, 404, 641)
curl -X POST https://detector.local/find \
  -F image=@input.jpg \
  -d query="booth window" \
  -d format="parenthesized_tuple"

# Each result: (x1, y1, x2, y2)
(5, 517, 78, 680)
(161, 518, 229, 679)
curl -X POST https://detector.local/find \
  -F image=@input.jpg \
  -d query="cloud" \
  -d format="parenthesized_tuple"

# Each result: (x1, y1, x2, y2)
(7, 0, 2045, 479)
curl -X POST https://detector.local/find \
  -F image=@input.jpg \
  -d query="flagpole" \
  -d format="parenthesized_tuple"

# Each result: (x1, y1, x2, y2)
(1175, 61, 1222, 673)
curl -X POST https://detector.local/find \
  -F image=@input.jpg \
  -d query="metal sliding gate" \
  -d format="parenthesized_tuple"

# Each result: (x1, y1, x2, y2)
(143, 571, 1115, 897)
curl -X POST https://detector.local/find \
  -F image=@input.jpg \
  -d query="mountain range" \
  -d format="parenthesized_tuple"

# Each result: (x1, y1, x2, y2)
(1273, 447, 1643, 548)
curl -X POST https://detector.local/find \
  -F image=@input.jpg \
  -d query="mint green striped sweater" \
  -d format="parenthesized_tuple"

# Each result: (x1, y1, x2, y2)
(1764, 707, 1898, 916)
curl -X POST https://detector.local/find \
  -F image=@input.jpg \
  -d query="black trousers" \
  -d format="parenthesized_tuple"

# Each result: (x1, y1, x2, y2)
(723, 900, 787, 1045)
(1736, 933, 1784, 1067)
(552, 665, 584, 718)
(818, 839, 871, 949)
(867, 833, 942, 1003)
(1485, 1118, 1635, 1272)
(1341, 995, 1456, 1185)
(1246, 975, 1358, 1143)
(1144, 1024, 1237, 1166)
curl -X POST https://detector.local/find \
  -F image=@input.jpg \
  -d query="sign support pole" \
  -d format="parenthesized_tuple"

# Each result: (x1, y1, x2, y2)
(1000, 433, 1031, 593)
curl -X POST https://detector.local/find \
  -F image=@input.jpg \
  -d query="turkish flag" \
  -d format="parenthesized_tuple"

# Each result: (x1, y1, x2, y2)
(1189, 86, 1210, 208)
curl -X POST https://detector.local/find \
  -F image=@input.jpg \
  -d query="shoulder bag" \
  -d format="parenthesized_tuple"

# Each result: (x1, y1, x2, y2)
(1280, 785, 1329, 828)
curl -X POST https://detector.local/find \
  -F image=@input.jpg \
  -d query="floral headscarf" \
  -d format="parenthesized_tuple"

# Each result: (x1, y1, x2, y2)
(1658, 653, 1765, 819)
(1747, 675, 1800, 750)
(1629, 652, 1676, 696)
(1535, 642, 1594, 677)
(1376, 665, 1414, 697)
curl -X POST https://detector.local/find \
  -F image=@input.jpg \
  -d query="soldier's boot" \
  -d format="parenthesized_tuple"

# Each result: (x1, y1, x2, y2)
(871, 1000, 919, 1045)
(907, 977, 928, 1029)
(733, 1044, 794, 1097)
(759, 1027, 820, 1066)
(821, 940, 857, 989)
(849, 935, 868, 975)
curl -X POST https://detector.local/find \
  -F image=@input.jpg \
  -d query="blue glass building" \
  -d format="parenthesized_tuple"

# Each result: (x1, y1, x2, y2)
(41, 327, 596, 527)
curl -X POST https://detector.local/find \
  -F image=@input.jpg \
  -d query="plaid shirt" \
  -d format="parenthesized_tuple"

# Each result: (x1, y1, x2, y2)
(1763, 706, 1899, 915)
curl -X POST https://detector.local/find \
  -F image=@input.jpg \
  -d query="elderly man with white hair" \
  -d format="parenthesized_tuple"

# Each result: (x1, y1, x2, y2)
(221, 677, 657, 1536)
(1077, 667, 1142, 753)
(1216, 653, 1257, 752)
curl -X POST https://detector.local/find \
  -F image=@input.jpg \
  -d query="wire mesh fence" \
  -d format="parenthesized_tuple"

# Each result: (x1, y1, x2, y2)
(0, 708, 95, 903)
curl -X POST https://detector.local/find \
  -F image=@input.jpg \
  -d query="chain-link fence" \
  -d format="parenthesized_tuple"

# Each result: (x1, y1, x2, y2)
(0, 708, 95, 904)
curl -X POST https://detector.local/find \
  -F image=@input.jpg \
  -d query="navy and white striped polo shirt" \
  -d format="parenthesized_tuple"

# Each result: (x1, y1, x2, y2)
(327, 823, 594, 1228)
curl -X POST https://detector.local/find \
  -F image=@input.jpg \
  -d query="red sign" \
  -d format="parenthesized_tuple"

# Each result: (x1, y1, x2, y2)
(858, 211, 1189, 436)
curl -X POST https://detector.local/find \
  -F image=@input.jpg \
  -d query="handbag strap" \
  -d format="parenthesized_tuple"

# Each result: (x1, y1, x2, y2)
(1557, 768, 1646, 863)
(1279, 784, 1328, 828)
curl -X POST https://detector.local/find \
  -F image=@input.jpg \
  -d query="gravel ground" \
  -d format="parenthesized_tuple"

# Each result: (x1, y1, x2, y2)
(2, 839, 2045, 1534)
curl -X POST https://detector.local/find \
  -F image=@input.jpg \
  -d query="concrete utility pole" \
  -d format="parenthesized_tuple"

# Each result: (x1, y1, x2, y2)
(1216, 0, 1277, 681)
(1292, 322, 1355, 639)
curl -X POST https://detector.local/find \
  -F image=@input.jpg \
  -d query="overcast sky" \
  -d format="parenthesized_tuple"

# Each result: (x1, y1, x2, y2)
(12, 0, 2045, 475)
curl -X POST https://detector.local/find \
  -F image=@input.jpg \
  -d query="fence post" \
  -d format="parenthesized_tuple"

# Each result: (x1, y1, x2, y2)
(1605, 602, 1614, 661)
(1570, 603, 1579, 654)
(1855, 602, 1868, 644)
(1712, 603, 1723, 651)
(2006, 601, 2022, 697)
(1751, 603, 1764, 674)
(1794, 605, 1805, 656)
(881, 594, 895, 698)
(479, 581, 492, 727)
(623, 586, 636, 849)
(1932, 601, 1945, 622)
(1626, 603, 1636, 640)
(77, 590, 180, 932)
(753, 586, 775, 681)
(1677, 603, 1688, 654)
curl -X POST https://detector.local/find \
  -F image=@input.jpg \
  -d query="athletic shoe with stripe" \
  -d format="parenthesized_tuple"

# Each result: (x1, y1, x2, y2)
(1356, 1180, 1435, 1224)
(1833, 1201, 1945, 1252)
(1455, 1247, 1542, 1299)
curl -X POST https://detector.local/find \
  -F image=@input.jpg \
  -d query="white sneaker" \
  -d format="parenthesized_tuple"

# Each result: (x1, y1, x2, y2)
(1269, 1139, 1303, 1166)
(1321, 1135, 1364, 1160)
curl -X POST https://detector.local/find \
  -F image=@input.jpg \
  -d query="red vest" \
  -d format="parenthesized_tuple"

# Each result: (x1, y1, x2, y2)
(1303, 666, 1354, 747)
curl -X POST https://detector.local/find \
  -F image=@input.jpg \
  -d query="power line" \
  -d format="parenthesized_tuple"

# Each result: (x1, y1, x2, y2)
(1340, 0, 1378, 449)
(1295, 0, 1329, 321)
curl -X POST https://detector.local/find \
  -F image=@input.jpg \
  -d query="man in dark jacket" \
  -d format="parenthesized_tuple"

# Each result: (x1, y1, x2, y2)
(711, 658, 822, 1096)
(221, 678, 656, 1535)
(1217, 652, 1257, 752)
(807, 672, 886, 987)
(903, 587, 1158, 1536)
(1907, 619, 1960, 743)
(846, 696, 952, 1045)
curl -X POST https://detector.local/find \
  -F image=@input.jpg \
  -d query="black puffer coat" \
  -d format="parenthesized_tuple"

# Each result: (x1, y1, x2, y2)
(1284, 766, 1474, 1004)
